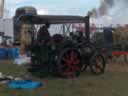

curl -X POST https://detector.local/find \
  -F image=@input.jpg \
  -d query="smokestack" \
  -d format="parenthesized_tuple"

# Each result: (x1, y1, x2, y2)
(0, 0, 5, 18)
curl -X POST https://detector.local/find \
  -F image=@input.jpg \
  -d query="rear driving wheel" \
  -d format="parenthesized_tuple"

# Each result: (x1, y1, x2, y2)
(58, 48, 82, 78)
(90, 55, 106, 75)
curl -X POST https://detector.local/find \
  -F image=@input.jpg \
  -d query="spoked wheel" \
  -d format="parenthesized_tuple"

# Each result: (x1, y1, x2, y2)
(58, 48, 82, 78)
(90, 55, 106, 75)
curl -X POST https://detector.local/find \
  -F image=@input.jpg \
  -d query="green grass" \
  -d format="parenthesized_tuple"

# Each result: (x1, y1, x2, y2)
(0, 60, 128, 96)
(0, 60, 27, 77)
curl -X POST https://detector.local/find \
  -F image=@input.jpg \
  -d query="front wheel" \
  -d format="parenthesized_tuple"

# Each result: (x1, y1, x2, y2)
(90, 54, 106, 75)
(57, 48, 82, 78)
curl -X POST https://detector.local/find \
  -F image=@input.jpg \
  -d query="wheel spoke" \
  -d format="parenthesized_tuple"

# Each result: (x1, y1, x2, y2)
(60, 49, 81, 77)
(91, 56, 104, 74)
(95, 62, 101, 69)
(72, 59, 80, 65)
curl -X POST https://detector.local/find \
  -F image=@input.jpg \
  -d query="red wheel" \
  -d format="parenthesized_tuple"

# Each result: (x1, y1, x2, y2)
(58, 48, 82, 78)
(90, 55, 106, 75)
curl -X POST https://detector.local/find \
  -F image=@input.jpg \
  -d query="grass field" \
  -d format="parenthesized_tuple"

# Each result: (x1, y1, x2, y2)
(0, 60, 128, 96)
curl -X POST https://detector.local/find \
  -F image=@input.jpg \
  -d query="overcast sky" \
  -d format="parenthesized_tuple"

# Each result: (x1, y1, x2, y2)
(5, 0, 100, 17)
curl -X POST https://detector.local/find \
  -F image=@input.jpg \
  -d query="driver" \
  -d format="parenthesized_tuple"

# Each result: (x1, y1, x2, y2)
(37, 22, 51, 44)
(36, 23, 51, 73)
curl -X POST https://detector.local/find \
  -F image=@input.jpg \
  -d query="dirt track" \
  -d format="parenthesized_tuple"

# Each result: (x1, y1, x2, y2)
(107, 61, 128, 72)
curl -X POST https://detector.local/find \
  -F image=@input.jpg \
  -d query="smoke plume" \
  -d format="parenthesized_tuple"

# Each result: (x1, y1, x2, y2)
(91, 0, 128, 25)
(90, 0, 115, 17)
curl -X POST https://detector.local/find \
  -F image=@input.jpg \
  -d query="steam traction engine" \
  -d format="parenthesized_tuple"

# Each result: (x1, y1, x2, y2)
(19, 14, 106, 78)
